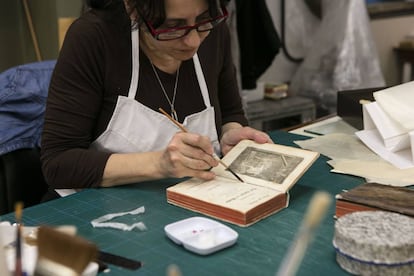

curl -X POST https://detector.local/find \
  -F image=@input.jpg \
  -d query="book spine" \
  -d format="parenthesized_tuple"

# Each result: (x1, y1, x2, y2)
(335, 199, 378, 218)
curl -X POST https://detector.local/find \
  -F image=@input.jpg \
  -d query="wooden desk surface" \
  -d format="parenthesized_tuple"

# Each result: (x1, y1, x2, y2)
(1, 131, 363, 276)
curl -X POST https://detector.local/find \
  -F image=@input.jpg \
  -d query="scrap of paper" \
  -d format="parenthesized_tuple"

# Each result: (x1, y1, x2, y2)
(91, 206, 147, 231)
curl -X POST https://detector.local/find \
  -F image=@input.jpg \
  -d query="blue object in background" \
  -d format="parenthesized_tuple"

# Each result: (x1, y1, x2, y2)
(0, 60, 56, 155)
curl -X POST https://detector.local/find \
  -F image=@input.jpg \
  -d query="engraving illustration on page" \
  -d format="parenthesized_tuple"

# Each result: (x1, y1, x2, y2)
(228, 147, 303, 183)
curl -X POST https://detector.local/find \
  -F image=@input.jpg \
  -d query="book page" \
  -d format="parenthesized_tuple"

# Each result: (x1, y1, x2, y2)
(213, 140, 319, 193)
(167, 176, 284, 214)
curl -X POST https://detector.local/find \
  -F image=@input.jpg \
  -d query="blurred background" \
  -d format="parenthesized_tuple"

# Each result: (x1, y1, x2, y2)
(1, 0, 414, 121)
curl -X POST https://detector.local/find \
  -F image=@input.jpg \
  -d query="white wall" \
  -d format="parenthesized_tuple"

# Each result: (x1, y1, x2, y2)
(370, 15, 414, 85)
(260, 0, 414, 87)
(259, 0, 314, 84)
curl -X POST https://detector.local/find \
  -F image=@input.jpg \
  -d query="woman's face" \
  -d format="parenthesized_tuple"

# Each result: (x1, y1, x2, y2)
(143, 0, 211, 61)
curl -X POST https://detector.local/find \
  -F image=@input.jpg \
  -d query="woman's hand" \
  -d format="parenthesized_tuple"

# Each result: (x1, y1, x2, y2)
(159, 132, 219, 180)
(220, 123, 273, 155)
(101, 126, 271, 187)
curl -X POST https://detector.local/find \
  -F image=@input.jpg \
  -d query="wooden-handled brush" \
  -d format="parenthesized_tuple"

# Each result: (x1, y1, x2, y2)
(166, 264, 182, 276)
(158, 107, 244, 183)
(35, 226, 98, 276)
(14, 202, 24, 276)
(276, 191, 332, 276)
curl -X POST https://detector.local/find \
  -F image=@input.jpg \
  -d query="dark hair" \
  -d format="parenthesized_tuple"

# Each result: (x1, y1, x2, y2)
(85, 0, 114, 9)
(87, 0, 228, 28)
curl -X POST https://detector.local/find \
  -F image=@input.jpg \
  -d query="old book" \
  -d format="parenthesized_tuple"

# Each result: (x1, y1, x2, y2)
(166, 140, 319, 227)
(264, 83, 288, 100)
(335, 182, 414, 218)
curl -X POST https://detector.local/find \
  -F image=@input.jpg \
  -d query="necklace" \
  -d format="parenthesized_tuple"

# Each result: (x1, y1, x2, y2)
(150, 62, 180, 121)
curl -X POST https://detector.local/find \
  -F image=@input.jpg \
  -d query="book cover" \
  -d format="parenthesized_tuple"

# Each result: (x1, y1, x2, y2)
(166, 140, 319, 227)
(335, 182, 414, 218)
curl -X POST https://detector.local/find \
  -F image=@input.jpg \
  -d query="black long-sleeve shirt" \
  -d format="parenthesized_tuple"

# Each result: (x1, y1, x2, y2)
(40, 1, 247, 189)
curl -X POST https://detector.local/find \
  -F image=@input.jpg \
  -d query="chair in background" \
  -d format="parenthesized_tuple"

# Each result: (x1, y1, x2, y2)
(0, 148, 48, 215)
(0, 60, 56, 215)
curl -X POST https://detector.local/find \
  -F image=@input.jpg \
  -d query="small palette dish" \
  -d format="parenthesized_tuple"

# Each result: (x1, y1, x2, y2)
(164, 216, 238, 255)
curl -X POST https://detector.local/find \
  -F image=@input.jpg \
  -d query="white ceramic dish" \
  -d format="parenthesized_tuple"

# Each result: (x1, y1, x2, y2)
(164, 216, 238, 255)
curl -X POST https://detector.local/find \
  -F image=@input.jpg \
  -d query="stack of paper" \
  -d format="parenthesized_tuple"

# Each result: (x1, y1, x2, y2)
(295, 133, 414, 187)
(355, 81, 414, 169)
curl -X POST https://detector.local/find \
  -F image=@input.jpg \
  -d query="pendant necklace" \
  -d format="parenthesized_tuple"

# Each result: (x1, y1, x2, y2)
(150, 62, 180, 121)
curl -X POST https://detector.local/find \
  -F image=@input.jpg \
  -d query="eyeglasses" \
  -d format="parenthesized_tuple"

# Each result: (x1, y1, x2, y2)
(143, 6, 228, 41)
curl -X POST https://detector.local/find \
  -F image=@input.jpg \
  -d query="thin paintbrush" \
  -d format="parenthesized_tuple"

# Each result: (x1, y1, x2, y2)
(14, 202, 23, 276)
(158, 108, 244, 183)
(276, 191, 332, 276)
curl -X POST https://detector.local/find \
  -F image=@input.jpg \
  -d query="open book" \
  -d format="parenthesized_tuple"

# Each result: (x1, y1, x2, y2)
(166, 140, 319, 227)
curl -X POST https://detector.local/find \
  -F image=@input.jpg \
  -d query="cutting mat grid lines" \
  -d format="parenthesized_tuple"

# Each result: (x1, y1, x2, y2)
(0, 131, 365, 276)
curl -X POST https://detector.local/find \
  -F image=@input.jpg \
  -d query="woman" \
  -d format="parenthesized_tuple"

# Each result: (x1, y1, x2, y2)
(40, 0, 272, 191)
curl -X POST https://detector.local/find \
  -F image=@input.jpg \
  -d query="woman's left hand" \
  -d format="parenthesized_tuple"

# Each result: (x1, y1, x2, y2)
(220, 124, 273, 155)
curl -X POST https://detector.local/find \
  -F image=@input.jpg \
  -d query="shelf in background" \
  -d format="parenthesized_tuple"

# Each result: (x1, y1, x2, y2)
(368, 1, 414, 19)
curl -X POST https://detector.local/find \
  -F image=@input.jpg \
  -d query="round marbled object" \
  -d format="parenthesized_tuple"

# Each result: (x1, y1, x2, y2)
(333, 211, 414, 276)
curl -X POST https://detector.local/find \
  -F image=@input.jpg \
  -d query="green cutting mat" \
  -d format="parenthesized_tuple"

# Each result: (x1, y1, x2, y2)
(1, 131, 363, 275)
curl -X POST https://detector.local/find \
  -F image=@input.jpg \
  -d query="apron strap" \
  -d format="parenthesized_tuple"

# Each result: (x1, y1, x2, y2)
(193, 54, 211, 107)
(127, 29, 139, 99)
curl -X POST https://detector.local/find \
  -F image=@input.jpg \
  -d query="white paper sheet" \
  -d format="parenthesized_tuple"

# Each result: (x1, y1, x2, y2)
(374, 81, 414, 130)
(55, 189, 77, 197)
(355, 129, 414, 169)
(91, 206, 147, 231)
(355, 84, 414, 169)
(362, 102, 409, 151)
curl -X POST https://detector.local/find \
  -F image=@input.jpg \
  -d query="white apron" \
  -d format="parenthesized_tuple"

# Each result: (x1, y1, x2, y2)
(90, 29, 220, 155)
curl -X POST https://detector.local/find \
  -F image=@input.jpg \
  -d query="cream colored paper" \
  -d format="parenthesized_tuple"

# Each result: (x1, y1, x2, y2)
(295, 133, 414, 186)
(328, 159, 414, 186)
